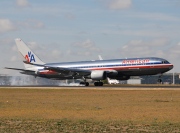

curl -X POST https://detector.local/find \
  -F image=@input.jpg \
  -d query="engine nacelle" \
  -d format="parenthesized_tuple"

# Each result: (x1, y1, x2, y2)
(91, 71, 107, 80)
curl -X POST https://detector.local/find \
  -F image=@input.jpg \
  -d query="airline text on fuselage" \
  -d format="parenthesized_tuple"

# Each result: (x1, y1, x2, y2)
(122, 59, 150, 64)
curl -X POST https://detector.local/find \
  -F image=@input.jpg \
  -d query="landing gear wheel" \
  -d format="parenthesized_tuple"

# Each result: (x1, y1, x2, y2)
(157, 79, 162, 84)
(80, 82, 89, 86)
(99, 82, 103, 86)
(80, 82, 84, 85)
(94, 82, 103, 86)
(157, 74, 163, 84)
(94, 82, 98, 86)
(85, 82, 89, 86)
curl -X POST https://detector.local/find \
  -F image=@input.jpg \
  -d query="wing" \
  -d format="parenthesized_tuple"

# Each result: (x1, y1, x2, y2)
(5, 65, 91, 78)
(23, 61, 91, 77)
(43, 66, 91, 78)
(6, 62, 118, 79)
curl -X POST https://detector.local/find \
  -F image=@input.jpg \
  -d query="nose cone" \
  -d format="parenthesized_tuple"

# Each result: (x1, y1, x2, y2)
(169, 64, 174, 70)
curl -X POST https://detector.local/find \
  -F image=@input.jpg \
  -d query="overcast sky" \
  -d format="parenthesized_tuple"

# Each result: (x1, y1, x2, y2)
(1, 0, 180, 75)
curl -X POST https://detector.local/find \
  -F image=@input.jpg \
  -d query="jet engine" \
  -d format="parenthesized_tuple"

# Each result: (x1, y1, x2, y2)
(91, 70, 107, 80)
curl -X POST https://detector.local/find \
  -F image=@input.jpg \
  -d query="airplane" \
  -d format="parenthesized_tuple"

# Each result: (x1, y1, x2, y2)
(5, 38, 173, 86)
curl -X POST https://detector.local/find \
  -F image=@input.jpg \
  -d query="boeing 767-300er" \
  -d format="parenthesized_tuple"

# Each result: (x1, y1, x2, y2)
(5, 38, 173, 86)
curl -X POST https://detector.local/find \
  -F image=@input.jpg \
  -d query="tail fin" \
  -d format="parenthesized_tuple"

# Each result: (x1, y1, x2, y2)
(15, 38, 45, 70)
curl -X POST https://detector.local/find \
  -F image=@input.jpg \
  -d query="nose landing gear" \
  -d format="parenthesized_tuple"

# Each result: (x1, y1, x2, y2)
(157, 74, 163, 84)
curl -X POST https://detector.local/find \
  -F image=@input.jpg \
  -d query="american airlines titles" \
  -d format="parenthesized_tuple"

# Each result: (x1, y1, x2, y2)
(122, 59, 150, 64)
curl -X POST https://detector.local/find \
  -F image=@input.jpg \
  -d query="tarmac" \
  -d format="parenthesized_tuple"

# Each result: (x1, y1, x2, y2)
(0, 84, 180, 90)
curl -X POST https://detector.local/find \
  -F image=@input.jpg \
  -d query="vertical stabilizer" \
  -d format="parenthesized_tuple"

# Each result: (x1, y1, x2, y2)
(15, 38, 45, 70)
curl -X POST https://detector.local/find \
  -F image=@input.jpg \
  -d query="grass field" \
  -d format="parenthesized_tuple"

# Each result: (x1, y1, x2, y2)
(0, 88, 180, 132)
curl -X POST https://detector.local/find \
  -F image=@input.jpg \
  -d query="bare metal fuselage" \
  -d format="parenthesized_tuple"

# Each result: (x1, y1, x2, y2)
(35, 57, 173, 80)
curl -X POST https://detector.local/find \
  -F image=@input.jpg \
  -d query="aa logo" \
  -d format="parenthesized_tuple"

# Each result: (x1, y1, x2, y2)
(25, 51, 36, 63)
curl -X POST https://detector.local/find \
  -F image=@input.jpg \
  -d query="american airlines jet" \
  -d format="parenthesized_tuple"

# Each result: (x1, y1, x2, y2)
(5, 38, 173, 86)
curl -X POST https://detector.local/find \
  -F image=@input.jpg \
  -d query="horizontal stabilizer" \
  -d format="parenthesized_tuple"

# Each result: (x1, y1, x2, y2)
(5, 67, 35, 72)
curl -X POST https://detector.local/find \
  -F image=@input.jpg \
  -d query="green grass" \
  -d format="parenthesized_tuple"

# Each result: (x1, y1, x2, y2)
(0, 119, 180, 133)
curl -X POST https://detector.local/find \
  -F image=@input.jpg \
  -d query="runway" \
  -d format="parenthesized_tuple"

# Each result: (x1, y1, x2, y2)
(0, 84, 180, 90)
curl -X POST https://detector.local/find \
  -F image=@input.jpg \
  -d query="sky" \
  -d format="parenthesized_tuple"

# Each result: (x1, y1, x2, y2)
(1, 0, 180, 75)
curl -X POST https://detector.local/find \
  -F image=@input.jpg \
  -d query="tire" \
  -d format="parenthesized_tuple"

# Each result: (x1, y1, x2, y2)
(94, 82, 98, 86)
(99, 82, 103, 86)
(94, 82, 103, 86)
(85, 82, 89, 86)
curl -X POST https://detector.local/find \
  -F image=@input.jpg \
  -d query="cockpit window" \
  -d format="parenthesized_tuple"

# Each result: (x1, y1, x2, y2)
(162, 60, 170, 64)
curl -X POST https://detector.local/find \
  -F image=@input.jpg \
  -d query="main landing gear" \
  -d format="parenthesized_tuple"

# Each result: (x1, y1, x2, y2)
(94, 81, 103, 86)
(80, 77, 89, 86)
(80, 82, 89, 86)
(80, 77, 104, 86)
(80, 81, 103, 86)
